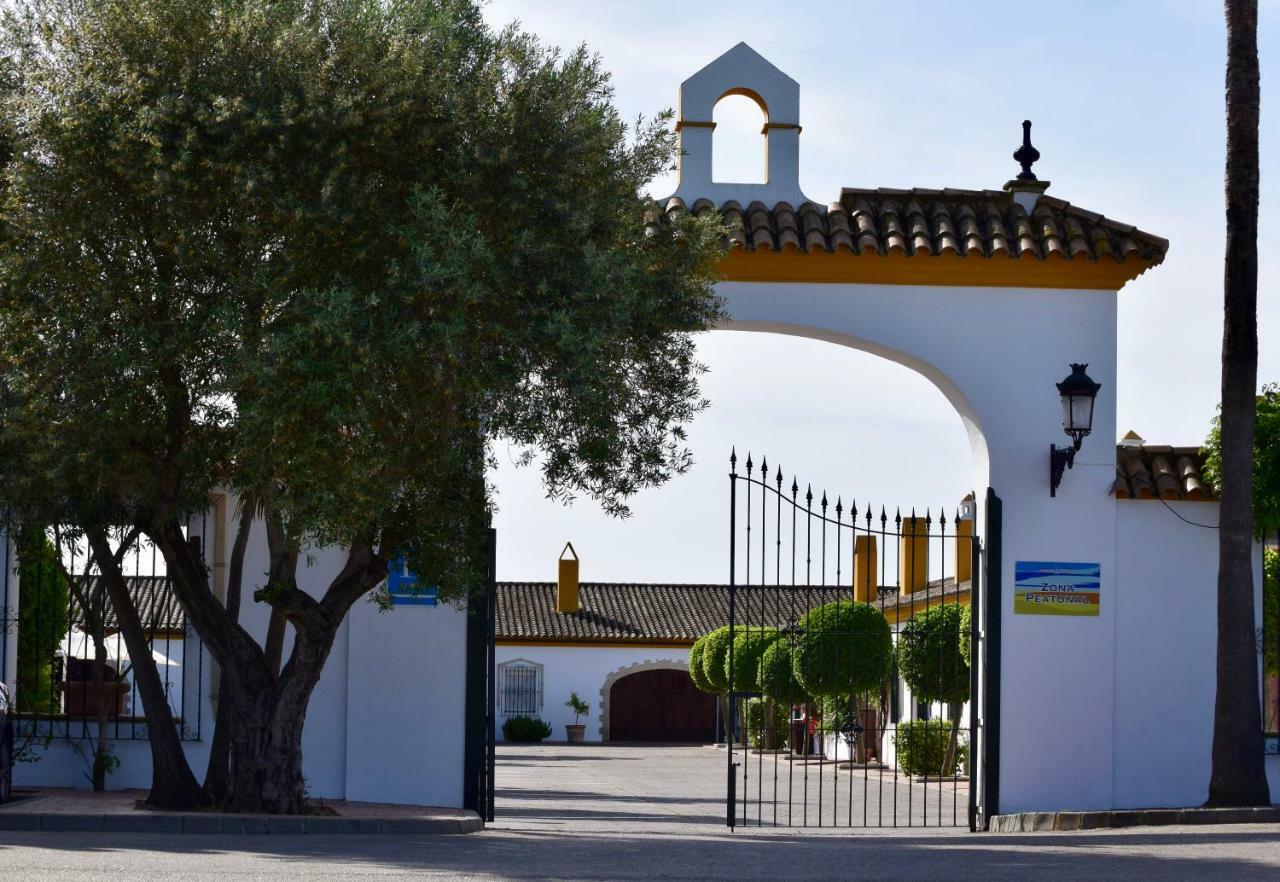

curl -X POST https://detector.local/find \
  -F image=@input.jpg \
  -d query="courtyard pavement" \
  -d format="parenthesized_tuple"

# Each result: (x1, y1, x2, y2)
(0, 743, 1277, 879)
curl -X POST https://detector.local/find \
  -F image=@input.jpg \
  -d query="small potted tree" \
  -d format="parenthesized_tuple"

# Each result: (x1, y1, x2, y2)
(565, 692, 590, 743)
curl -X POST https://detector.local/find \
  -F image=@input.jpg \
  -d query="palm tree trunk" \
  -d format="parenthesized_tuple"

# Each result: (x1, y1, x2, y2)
(1209, 0, 1271, 808)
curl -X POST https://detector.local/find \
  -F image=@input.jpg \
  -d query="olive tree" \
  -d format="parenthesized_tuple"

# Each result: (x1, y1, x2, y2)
(897, 604, 969, 775)
(0, 0, 723, 813)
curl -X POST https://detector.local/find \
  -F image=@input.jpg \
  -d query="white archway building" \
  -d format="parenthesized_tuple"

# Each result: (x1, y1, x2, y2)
(660, 43, 1277, 816)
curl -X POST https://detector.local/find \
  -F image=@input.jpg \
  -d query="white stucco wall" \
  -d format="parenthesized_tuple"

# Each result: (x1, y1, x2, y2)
(722, 278, 1121, 812)
(344, 598, 468, 806)
(494, 644, 694, 742)
(1113, 500, 1279, 806)
(7, 499, 471, 807)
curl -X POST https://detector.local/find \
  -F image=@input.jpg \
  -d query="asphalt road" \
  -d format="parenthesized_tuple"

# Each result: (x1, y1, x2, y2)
(0, 743, 1277, 880)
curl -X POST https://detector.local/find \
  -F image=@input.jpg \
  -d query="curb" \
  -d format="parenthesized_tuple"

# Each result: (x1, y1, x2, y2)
(0, 810, 484, 836)
(989, 806, 1280, 832)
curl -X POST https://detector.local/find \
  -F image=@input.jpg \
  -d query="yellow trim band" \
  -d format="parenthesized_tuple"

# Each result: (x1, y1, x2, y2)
(719, 248, 1159, 290)
(497, 639, 694, 649)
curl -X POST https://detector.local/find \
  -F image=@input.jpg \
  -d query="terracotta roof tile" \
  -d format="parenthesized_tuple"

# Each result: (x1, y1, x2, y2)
(1113, 445, 1215, 501)
(496, 578, 971, 643)
(670, 188, 1168, 267)
(71, 576, 186, 634)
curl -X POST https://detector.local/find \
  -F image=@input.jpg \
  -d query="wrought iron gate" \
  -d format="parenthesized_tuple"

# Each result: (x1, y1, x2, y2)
(725, 451, 999, 830)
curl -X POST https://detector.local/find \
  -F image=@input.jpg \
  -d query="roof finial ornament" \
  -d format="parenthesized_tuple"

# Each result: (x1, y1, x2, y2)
(1014, 119, 1040, 182)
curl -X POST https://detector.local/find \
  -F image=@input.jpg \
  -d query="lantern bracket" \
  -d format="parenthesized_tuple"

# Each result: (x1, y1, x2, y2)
(1049, 443, 1076, 498)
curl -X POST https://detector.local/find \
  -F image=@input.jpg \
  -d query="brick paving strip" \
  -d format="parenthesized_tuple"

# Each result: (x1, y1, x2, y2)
(990, 805, 1280, 832)
(0, 788, 483, 835)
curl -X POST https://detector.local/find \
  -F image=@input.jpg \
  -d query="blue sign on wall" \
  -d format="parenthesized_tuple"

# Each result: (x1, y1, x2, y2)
(387, 556, 438, 607)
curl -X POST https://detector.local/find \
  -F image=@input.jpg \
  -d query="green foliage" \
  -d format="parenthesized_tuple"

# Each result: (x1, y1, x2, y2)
(0, 0, 723, 628)
(895, 719, 966, 777)
(688, 637, 715, 694)
(792, 601, 893, 698)
(758, 638, 807, 704)
(817, 694, 855, 735)
(726, 628, 779, 693)
(565, 691, 590, 724)
(502, 716, 552, 743)
(958, 604, 973, 669)
(0, 0, 724, 807)
(744, 698, 788, 750)
(1265, 548, 1278, 675)
(15, 532, 70, 714)
(700, 626, 734, 693)
(1203, 383, 1280, 536)
(897, 604, 970, 706)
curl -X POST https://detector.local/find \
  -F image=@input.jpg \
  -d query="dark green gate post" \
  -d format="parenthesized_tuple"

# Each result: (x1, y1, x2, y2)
(463, 528, 497, 819)
(982, 489, 1003, 826)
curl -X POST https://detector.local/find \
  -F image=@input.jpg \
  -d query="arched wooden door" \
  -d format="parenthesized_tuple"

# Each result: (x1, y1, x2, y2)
(608, 668, 716, 742)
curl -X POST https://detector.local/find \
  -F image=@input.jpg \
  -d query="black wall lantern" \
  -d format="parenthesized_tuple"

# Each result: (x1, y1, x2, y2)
(1049, 363, 1101, 497)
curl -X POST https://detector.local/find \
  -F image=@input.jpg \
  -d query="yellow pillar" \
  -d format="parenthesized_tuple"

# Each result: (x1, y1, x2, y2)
(557, 541, 580, 613)
(955, 519, 973, 584)
(853, 535, 877, 603)
(899, 517, 928, 594)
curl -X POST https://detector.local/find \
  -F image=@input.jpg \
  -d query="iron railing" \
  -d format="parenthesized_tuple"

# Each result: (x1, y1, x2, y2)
(726, 450, 985, 830)
(0, 523, 203, 743)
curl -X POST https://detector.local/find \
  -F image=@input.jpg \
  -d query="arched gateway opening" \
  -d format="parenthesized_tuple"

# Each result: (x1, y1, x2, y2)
(488, 42, 1174, 834)
(605, 666, 716, 743)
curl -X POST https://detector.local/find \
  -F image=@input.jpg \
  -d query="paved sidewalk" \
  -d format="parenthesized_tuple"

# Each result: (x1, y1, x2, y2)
(0, 744, 1278, 879)
(0, 787, 480, 835)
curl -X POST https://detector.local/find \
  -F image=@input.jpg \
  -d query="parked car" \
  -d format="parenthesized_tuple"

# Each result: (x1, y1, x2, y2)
(0, 681, 12, 803)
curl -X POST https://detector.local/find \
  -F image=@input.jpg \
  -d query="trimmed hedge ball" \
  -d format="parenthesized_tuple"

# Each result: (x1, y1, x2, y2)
(792, 600, 892, 697)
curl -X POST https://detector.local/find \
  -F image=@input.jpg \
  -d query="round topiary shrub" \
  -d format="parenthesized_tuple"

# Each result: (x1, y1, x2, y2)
(700, 625, 734, 693)
(792, 600, 892, 698)
(688, 636, 716, 693)
(958, 603, 973, 669)
(897, 604, 969, 708)
(502, 715, 553, 743)
(758, 637, 807, 704)
(726, 627, 779, 693)
(895, 719, 966, 777)
(744, 698, 788, 750)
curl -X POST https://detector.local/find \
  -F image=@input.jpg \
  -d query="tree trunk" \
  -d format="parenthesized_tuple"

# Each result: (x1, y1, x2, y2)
(225, 626, 337, 814)
(228, 694, 310, 815)
(204, 501, 255, 804)
(1210, 0, 1271, 808)
(85, 530, 207, 809)
(151, 518, 384, 813)
(89, 634, 107, 791)
(943, 701, 960, 778)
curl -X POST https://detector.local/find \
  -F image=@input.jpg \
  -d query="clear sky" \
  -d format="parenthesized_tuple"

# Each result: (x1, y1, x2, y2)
(482, 1, 1280, 584)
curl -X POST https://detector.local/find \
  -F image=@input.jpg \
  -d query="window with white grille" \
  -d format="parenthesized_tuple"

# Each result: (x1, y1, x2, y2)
(498, 660, 543, 715)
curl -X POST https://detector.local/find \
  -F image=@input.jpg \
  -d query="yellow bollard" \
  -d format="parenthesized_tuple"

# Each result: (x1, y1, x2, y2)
(899, 517, 928, 594)
(853, 535, 877, 603)
(955, 518, 973, 584)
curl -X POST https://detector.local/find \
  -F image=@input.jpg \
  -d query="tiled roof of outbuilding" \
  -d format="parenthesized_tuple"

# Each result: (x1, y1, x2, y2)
(496, 579, 970, 644)
(649, 189, 1168, 264)
(496, 582, 846, 644)
(1113, 445, 1215, 501)
(71, 576, 186, 634)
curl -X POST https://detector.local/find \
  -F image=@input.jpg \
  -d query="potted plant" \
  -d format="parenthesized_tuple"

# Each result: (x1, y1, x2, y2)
(565, 692, 590, 743)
